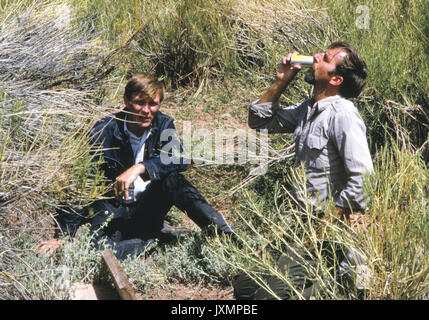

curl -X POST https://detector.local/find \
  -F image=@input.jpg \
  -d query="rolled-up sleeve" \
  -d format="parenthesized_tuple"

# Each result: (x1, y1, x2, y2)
(331, 111, 374, 210)
(248, 99, 305, 133)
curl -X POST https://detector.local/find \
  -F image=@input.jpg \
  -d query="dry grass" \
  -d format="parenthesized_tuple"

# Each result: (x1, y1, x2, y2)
(1, 0, 427, 300)
(0, 1, 114, 299)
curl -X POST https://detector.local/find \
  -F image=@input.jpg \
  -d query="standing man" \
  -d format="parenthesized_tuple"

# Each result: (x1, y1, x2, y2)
(37, 73, 234, 260)
(234, 41, 373, 299)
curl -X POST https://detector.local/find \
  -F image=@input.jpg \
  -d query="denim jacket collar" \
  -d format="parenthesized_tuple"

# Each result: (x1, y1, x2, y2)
(112, 108, 160, 144)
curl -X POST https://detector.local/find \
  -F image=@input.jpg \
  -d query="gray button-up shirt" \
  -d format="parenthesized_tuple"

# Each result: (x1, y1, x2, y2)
(249, 95, 373, 210)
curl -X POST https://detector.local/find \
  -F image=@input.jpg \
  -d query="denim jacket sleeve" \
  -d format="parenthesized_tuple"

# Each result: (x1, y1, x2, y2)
(141, 116, 188, 182)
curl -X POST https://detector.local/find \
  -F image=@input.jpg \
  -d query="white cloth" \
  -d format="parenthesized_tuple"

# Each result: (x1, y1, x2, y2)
(124, 117, 152, 197)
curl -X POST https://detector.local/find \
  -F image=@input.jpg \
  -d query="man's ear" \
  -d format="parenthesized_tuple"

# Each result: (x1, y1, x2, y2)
(329, 75, 343, 87)
(123, 95, 129, 108)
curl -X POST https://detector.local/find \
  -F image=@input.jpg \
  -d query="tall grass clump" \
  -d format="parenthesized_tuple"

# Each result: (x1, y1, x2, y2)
(71, 0, 337, 89)
(362, 142, 428, 299)
(0, 0, 116, 299)
(135, 0, 337, 88)
(0, 0, 113, 213)
(210, 137, 428, 299)
(69, 0, 146, 46)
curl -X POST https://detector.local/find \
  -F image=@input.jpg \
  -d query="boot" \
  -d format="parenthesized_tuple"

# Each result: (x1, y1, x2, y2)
(112, 238, 156, 260)
(158, 221, 193, 243)
(185, 200, 236, 236)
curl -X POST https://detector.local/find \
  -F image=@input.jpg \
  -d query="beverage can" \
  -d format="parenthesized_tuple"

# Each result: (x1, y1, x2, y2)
(290, 55, 314, 66)
(121, 183, 136, 205)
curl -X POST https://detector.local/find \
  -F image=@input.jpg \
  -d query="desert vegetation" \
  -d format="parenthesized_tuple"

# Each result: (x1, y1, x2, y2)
(0, 0, 427, 300)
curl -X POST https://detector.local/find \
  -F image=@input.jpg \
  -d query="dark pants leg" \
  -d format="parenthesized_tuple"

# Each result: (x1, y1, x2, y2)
(128, 179, 175, 239)
(163, 172, 235, 234)
(233, 246, 320, 300)
(89, 207, 152, 260)
(88, 172, 234, 259)
(88, 181, 173, 260)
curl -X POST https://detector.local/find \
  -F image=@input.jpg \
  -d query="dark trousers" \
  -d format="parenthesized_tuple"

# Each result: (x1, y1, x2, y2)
(233, 246, 321, 300)
(88, 172, 232, 259)
(232, 241, 361, 300)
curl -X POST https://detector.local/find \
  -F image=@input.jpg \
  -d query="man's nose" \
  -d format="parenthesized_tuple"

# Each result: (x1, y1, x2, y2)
(139, 103, 150, 114)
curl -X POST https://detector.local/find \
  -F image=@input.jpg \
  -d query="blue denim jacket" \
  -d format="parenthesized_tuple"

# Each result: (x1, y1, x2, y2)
(91, 109, 188, 186)
(55, 109, 188, 237)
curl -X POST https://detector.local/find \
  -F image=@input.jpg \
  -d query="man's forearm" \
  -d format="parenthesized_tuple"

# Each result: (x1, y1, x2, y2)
(259, 53, 301, 104)
(259, 72, 298, 104)
(114, 163, 146, 200)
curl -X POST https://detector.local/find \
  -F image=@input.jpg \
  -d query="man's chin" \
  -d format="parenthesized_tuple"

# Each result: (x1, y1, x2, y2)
(139, 122, 151, 129)
(137, 118, 153, 127)
(304, 69, 315, 85)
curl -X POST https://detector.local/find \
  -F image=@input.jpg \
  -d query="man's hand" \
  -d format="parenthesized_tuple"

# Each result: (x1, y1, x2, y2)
(334, 206, 370, 233)
(36, 238, 62, 255)
(114, 163, 146, 200)
(259, 51, 302, 104)
(276, 52, 302, 82)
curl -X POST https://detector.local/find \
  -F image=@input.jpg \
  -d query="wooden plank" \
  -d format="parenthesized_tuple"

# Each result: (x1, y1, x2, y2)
(70, 282, 98, 300)
(101, 249, 141, 300)
(70, 282, 121, 300)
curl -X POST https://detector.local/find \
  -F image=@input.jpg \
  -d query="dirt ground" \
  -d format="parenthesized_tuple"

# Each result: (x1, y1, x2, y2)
(145, 283, 234, 300)
(71, 281, 234, 300)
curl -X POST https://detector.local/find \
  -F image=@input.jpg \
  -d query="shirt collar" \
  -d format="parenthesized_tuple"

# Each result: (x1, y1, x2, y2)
(313, 95, 342, 114)
(123, 114, 151, 140)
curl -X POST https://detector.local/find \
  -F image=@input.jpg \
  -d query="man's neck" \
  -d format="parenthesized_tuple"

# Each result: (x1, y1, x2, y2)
(126, 121, 148, 138)
(313, 85, 340, 102)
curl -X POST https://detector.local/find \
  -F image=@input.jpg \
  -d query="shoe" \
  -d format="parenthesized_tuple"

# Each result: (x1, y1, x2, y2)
(202, 223, 236, 237)
(158, 221, 193, 243)
(201, 224, 240, 247)
(338, 247, 371, 291)
(114, 238, 156, 260)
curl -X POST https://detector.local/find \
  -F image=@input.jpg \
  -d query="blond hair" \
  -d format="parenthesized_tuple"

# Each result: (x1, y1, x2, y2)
(124, 73, 165, 102)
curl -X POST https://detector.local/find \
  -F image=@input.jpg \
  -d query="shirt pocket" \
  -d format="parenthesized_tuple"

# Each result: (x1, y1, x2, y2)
(305, 133, 329, 169)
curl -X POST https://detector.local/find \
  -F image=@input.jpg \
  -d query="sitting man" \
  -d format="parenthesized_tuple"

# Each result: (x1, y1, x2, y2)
(233, 41, 374, 299)
(37, 73, 234, 260)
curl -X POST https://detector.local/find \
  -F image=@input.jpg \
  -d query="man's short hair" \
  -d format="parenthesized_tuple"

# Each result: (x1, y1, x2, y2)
(328, 42, 368, 98)
(124, 73, 165, 102)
